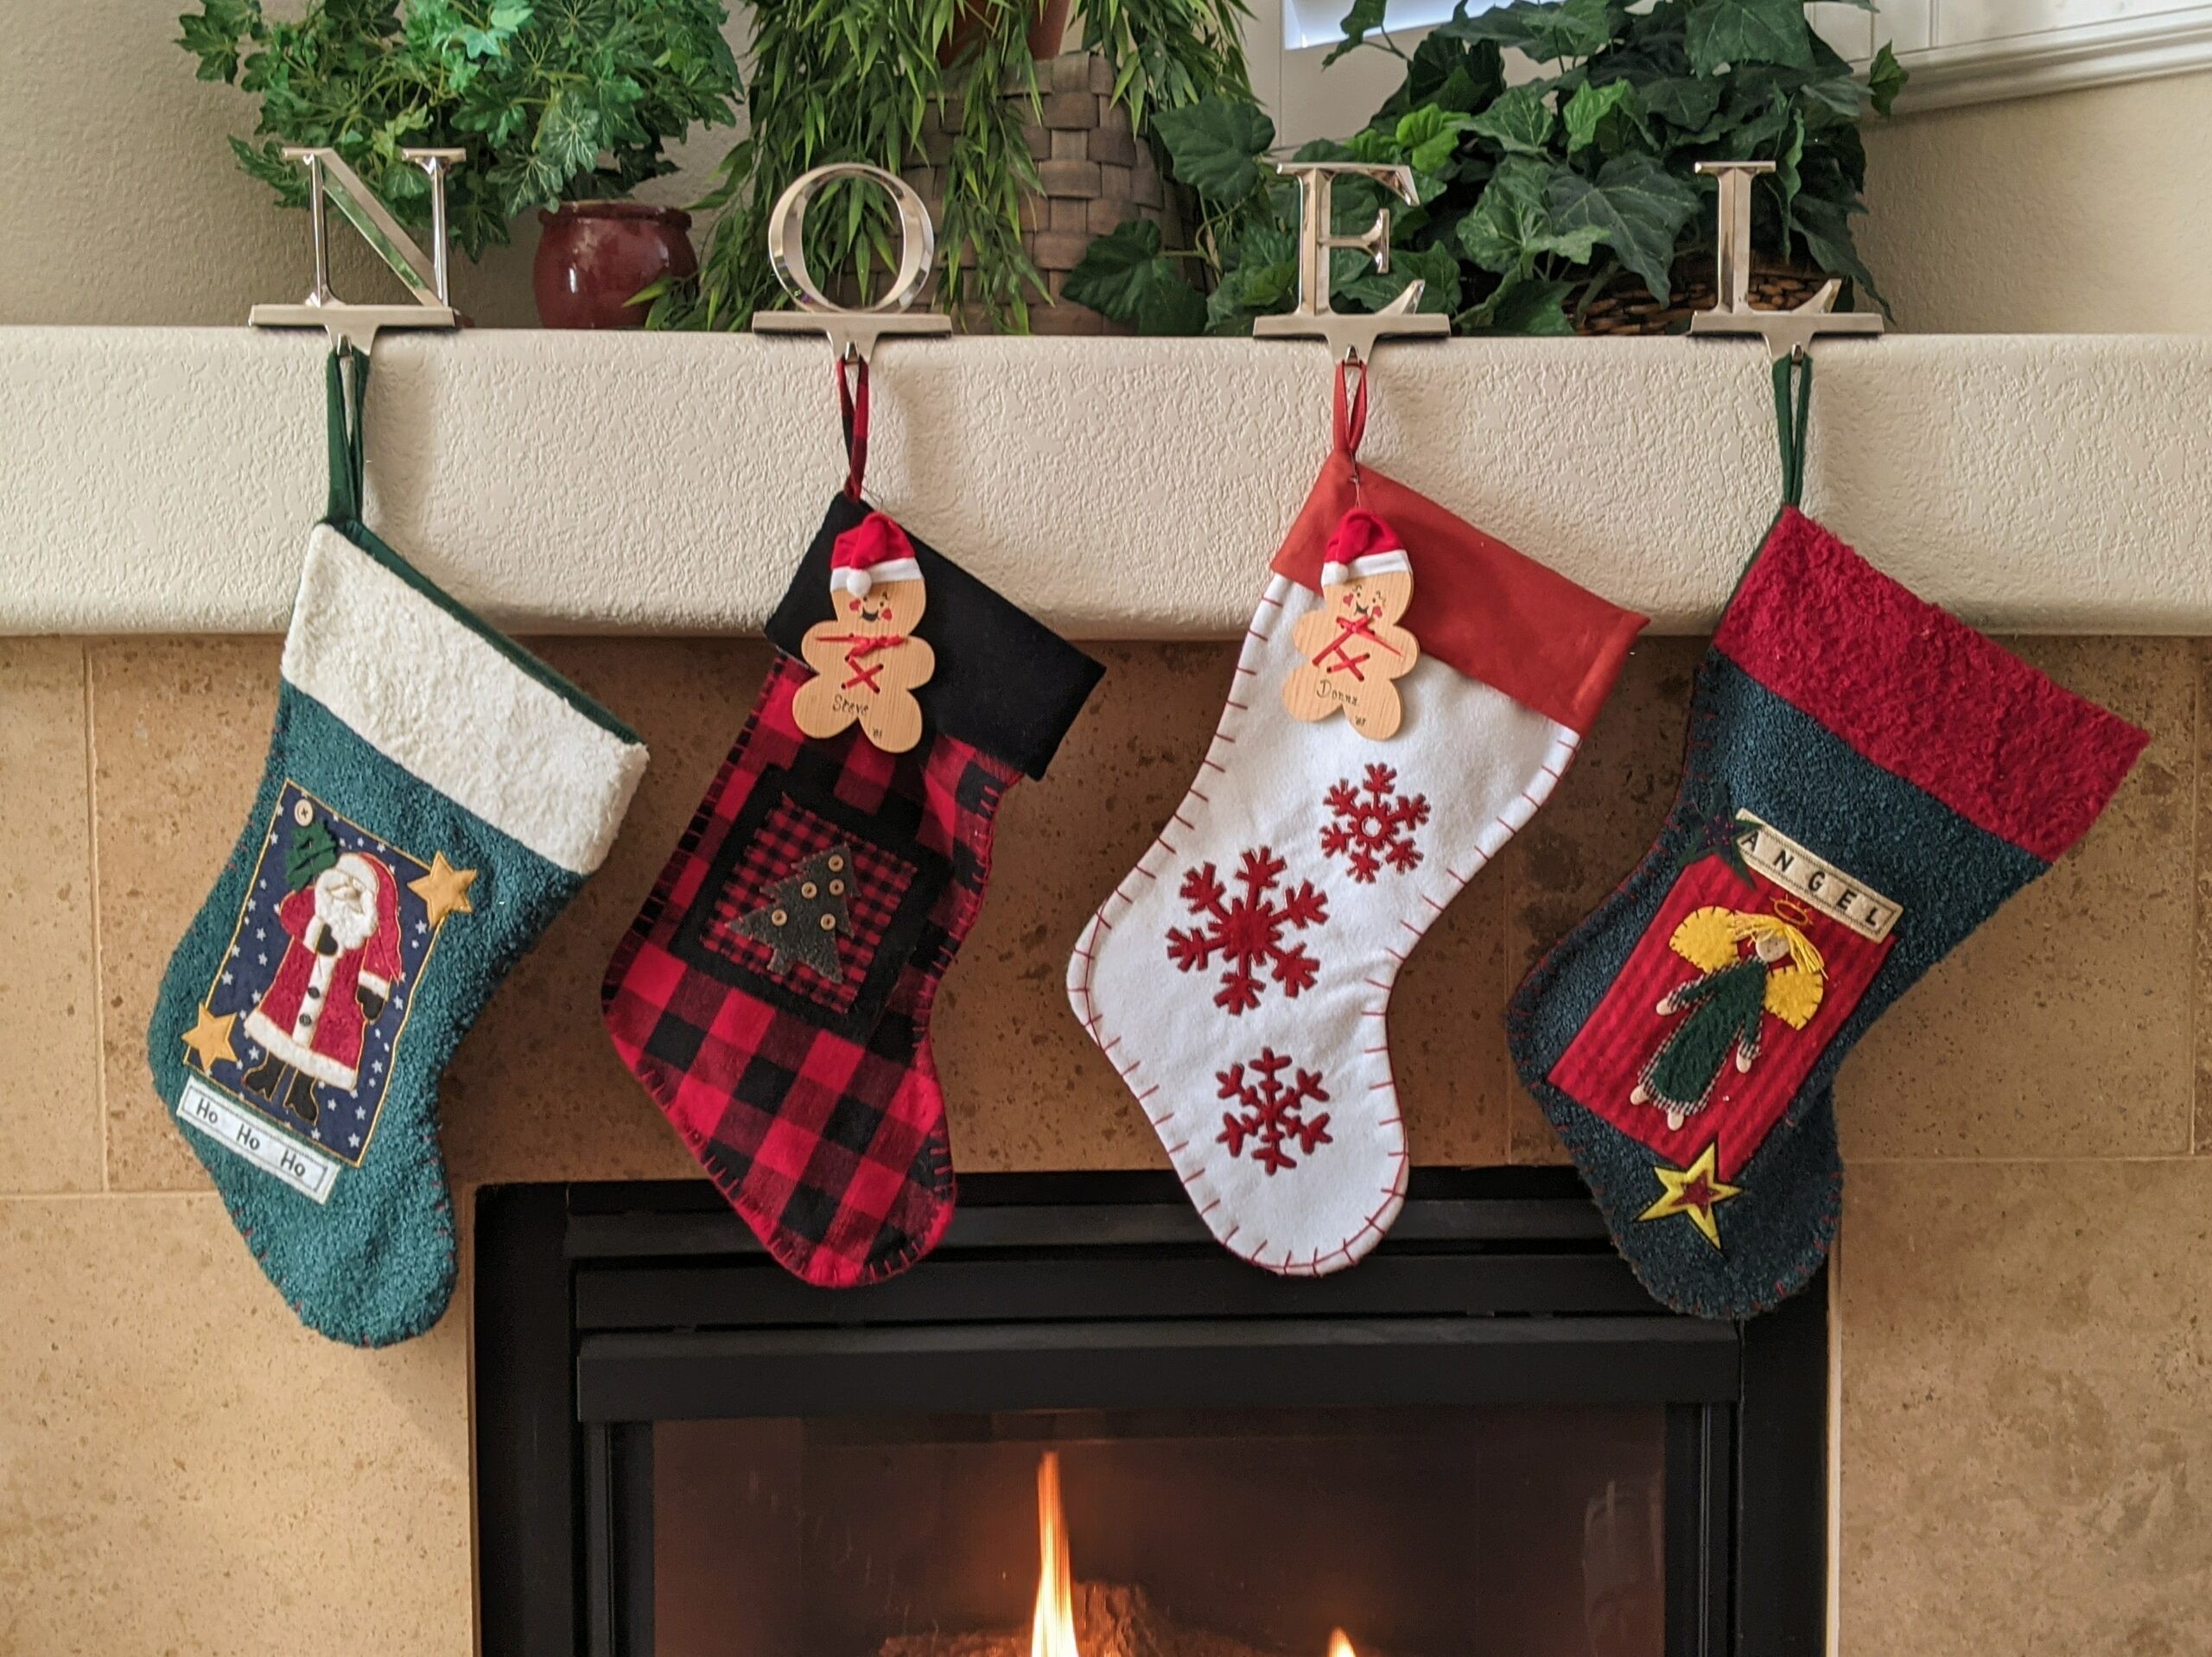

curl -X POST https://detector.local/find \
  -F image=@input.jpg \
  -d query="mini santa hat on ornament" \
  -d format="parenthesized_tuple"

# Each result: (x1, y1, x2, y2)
(1319, 507, 1412, 585)
(830, 512, 924, 599)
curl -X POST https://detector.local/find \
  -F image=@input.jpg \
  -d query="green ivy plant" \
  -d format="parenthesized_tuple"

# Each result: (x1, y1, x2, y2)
(655, 0, 1250, 331)
(1069, 0, 1904, 336)
(178, 0, 741, 262)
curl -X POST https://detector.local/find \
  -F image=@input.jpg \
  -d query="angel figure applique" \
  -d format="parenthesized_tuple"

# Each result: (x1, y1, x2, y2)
(1630, 902, 1826, 1132)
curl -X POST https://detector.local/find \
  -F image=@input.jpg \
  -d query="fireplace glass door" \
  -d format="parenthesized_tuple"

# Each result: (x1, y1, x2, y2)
(474, 1173, 1826, 1657)
(653, 1404, 1668, 1657)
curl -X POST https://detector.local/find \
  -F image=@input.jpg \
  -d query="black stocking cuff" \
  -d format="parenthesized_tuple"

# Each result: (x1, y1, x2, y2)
(766, 494, 1105, 780)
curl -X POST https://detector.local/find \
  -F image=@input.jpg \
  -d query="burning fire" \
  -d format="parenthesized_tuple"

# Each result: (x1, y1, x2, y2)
(1032, 1453, 1079, 1657)
(1025, 1453, 1358, 1657)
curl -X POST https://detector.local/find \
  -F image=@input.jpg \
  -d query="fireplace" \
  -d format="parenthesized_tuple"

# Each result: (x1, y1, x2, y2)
(474, 1171, 1826, 1657)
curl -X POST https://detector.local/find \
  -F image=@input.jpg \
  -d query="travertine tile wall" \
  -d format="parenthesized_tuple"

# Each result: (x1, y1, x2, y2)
(2, 636, 2205, 1654)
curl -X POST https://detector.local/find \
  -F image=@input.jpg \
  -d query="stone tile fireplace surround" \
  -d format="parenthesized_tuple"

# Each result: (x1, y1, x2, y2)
(2, 630, 2201, 1654)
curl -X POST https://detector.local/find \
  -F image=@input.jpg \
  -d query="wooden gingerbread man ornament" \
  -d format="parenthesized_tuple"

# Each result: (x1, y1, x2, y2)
(1282, 508, 1421, 740)
(794, 512, 938, 752)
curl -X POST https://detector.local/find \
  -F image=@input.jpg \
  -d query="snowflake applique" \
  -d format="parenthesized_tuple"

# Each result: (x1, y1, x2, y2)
(1217, 1049, 1332, 1175)
(1320, 763, 1430, 883)
(1166, 847, 1329, 1014)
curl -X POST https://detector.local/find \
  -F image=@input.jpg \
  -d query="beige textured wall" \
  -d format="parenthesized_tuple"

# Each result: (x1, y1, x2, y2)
(1858, 72, 2212, 333)
(2, 635, 2207, 1653)
(3, 3, 2207, 333)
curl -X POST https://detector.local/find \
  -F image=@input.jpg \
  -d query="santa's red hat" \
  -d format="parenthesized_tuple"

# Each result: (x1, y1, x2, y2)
(830, 512, 924, 599)
(1320, 508, 1412, 586)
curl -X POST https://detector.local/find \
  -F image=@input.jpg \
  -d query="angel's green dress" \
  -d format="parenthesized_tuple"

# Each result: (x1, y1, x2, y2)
(1643, 956, 1771, 1117)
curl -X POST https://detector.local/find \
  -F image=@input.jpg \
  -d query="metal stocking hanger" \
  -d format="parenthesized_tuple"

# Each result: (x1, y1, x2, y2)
(752, 162, 953, 363)
(1250, 162, 1448, 427)
(248, 146, 467, 354)
(1688, 159, 1884, 361)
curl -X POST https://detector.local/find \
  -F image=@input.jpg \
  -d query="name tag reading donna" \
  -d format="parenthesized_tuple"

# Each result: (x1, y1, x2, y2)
(1734, 812, 1901, 942)
(177, 1076, 340, 1203)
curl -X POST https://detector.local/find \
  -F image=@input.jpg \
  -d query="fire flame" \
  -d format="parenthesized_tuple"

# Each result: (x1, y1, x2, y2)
(1326, 1632, 1357, 1657)
(1032, 1452, 1079, 1657)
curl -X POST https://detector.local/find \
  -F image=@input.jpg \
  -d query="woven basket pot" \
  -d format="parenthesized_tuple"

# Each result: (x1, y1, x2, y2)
(906, 51, 1183, 334)
(1576, 262, 1835, 336)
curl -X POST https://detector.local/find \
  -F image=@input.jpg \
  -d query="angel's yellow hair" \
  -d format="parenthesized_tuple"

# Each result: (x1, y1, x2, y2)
(1730, 911, 1824, 979)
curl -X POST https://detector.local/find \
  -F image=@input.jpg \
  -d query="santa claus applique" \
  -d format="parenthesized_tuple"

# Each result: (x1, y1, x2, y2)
(239, 849, 403, 1126)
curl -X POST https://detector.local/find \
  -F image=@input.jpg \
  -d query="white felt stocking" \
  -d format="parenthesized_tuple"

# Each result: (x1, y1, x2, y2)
(1068, 571, 1581, 1274)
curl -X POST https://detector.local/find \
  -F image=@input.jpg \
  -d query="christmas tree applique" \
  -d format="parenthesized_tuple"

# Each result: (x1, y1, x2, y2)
(733, 847, 855, 979)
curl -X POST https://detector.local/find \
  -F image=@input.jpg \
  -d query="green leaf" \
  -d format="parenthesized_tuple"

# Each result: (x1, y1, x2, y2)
(1684, 0, 1813, 75)
(1458, 156, 1603, 274)
(1546, 151, 1700, 302)
(286, 817, 339, 891)
(1135, 270, 1209, 334)
(1467, 85, 1554, 157)
(1638, 75, 1720, 134)
(1395, 105, 1472, 175)
(1438, 0, 1618, 65)
(1325, 0, 1391, 67)
(1790, 193, 1888, 314)
(1562, 79, 1644, 157)
(1063, 219, 1172, 324)
(1153, 94, 1275, 206)
(1866, 41, 1907, 117)
(1465, 272, 1577, 335)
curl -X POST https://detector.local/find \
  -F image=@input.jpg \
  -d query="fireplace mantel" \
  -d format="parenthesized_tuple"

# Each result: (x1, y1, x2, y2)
(2, 328, 2205, 637)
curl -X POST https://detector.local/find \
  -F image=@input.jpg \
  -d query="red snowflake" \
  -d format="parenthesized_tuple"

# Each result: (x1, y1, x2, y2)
(1320, 764, 1430, 883)
(1166, 847, 1329, 1014)
(1217, 1049, 1333, 1175)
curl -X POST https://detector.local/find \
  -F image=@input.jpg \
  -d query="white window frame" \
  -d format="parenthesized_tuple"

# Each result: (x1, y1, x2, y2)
(1253, 0, 2212, 143)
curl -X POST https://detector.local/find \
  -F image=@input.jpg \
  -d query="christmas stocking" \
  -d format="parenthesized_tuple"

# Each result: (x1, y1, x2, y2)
(602, 494, 1103, 1288)
(148, 352, 650, 1346)
(1068, 378, 1646, 1276)
(1507, 357, 2148, 1319)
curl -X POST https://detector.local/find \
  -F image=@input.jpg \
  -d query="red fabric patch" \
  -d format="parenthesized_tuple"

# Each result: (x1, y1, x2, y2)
(1713, 508, 2148, 863)
(1548, 855, 1891, 1182)
(1270, 449, 1647, 735)
(696, 796, 917, 1013)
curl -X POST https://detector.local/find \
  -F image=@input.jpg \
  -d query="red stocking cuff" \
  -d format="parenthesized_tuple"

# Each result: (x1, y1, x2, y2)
(1714, 508, 2149, 863)
(1271, 450, 1647, 735)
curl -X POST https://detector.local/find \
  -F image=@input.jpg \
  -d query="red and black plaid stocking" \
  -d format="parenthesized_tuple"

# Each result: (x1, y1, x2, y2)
(603, 493, 1102, 1286)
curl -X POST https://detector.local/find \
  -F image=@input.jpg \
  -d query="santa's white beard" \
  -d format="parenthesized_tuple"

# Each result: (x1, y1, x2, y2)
(315, 873, 377, 951)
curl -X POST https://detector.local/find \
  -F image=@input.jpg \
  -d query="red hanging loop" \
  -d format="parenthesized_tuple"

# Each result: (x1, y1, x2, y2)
(836, 352, 870, 500)
(1333, 357, 1370, 498)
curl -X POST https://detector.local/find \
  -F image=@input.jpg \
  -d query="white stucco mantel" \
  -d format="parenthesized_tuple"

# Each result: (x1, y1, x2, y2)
(3, 327, 2205, 637)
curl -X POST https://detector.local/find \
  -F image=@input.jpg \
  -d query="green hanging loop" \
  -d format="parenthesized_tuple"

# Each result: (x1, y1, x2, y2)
(1769, 350, 1813, 508)
(324, 346, 371, 528)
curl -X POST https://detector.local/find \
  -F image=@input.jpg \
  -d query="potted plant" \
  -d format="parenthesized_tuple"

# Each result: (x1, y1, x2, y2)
(648, 0, 1250, 332)
(1067, 0, 1907, 335)
(177, 0, 741, 327)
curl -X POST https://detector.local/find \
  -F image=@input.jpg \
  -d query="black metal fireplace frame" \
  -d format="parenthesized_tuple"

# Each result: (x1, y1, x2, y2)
(475, 1171, 1826, 1657)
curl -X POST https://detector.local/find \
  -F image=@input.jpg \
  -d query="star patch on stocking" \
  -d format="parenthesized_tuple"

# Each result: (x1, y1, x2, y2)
(1320, 764, 1429, 882)
(1165, 847, 1329, 1014)
(177, 781, 472, 1185)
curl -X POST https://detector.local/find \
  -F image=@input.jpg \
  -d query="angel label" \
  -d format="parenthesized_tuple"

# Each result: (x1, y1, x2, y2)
(1632, 901, 1826, 1131)
(794, 512, 936, 754)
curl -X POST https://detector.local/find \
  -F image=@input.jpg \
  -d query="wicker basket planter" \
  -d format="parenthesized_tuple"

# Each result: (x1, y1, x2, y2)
(1576, 261, 1835, 336)
(906, 52, 1177, 334)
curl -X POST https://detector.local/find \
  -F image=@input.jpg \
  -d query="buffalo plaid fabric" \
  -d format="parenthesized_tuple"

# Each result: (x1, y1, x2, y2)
(604, 498, 1102, 1287)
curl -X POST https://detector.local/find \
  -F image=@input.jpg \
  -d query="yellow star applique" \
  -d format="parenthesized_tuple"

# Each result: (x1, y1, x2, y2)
(408, 852, 479, 928)
(1637, 1140, 1742, 1251)
(181, 1005, 238, 1072)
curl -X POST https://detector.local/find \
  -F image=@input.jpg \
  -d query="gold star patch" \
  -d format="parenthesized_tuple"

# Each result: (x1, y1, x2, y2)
(408, 852, 478, 928)
(1637, 1140, 1742, 1250)
(181, 1005, 238, 1072)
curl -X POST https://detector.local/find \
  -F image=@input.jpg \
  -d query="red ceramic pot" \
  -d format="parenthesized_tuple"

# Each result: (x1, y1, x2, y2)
(533, 201, 696, 329)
